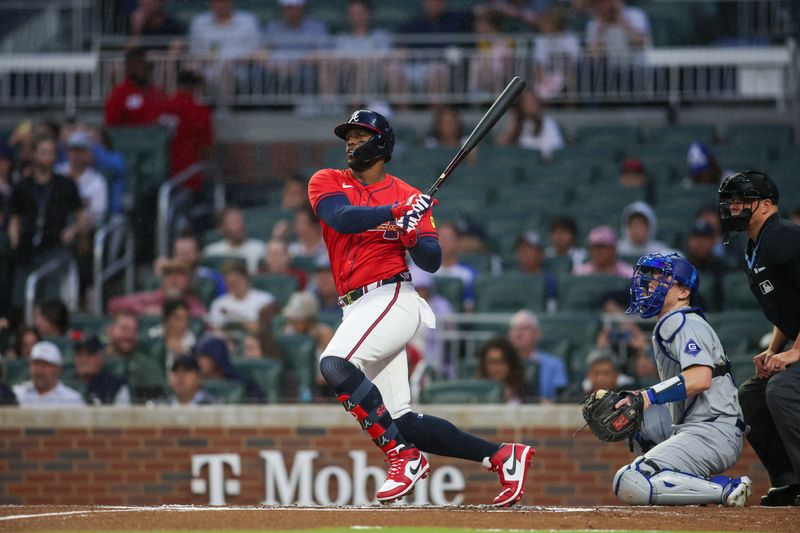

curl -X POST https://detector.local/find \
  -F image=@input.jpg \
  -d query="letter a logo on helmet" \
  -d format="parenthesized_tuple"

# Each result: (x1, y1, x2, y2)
(334, 109, 395, 166)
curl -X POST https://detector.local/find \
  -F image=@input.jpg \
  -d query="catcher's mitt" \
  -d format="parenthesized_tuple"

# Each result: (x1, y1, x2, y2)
(581, 389, 645, 444)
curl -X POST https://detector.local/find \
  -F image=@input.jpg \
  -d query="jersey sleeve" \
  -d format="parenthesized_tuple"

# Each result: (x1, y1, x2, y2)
(669, 319, 716, 370)
(308, 169, 345, 213)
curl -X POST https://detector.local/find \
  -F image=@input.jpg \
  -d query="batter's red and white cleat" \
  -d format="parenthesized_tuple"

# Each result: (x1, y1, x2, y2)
(484, 442, 534, 507)
(376, 445, 429, 504)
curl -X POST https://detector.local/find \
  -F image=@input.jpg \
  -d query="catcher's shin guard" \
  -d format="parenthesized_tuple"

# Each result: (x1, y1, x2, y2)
(320, 356, 408, 453)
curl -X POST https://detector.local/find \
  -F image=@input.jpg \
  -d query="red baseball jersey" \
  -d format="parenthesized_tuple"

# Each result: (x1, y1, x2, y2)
(308, 168, 437, 296)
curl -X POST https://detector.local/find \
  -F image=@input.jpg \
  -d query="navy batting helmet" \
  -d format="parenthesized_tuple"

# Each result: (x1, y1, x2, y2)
(718, 170, 779, 241)
(334, 109, 395, 165)
(626, 253, 700, 319)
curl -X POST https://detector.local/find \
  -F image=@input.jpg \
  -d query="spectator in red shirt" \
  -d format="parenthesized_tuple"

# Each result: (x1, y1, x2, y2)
(165, 70, 213, 191)
(107, 259, 206, 318)
(104, 47, 167, 126)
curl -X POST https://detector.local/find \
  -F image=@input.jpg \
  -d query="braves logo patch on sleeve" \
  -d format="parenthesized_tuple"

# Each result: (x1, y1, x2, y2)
(684, 339, 702, 357)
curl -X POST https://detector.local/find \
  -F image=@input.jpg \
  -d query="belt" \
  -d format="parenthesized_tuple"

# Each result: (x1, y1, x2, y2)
(338, 271, 411, 307)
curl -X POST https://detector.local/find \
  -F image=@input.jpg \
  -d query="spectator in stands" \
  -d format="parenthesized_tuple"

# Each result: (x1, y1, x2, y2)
(545, 215, 586, 272)
(12, 341, 85, 407)
(685, 141, 733, 186)
(282, 291, 334, 355)
(487, 0, 551, 30)
(8, 326, 40, 360)
(108, 259, 206, 317)
(259, 239, 308, 290)
(495, 88, 564, 160)
(469, 6, 513, 96)
(281, 175, 310, 213)
(477, 337, 526, 405)
(194, 336, 265, 403)
(288, 207, 327, 264)
(208, 259, 275, 332)
(595, 291, 651, 377)
(163, 231, 225, 298)
(507, 310, 568, 402)
(532, 5, 581, 100)
(105, 311, 164, 391)
(148, 298, 197, 371)
(512, 231, 558, 311)
(8, 136, 83, 318)
(558, 349, 629, 401)
(618, 157, 647, 189)
(684, 219, 729, 277)
(585, 0, 651, 61)
(104, 47, 167, 126)
(0, 364, 17, 404)
(790, 207, 800, 226)
(32, 299, 69, 338)
(242, 332, 264, 358)
(0, 144, 18, 230)
(310, 257, 341, 314)
(203, 206, 266, 274)
(433, 221, 478, 312)
(617, 201, 675, 257)
(127, 0, 186, 53)
(164, 71, 214, 192)
(323, 0, 392, 104)
(167, 354, 217, 406)
(424, 106, 464, 149)
(73, 334, 130, 406)
(83, 125, 127, 217)
(55, 131, 109, 230)
(574, 225, 634, 277)
(262, 0, 330, 101)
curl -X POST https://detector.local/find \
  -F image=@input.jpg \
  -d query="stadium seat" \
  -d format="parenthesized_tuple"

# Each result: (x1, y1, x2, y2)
(277, 334, 317, 402)
(646, 125, 716, 148)
(543, 255, 573, 276)
(241, 206, 293, 241)
(70, 313, 111, 336)
(726, 123, 794, 157)
(721, 271, 761, 310)
(252, 274, 299, 308)
(203, 379, 246, 404)
(105, 126, 170, 199)
(557, 274, 631, 311)
(474, 273, 546, 313)
(419, 379, 504, 404)
(708, 311, 772, 357)
(2, 358, 29, 385)
(200, 255, 246, 271)
(576, 125, 640, 146)
(433, 276, 465, 313)
(231, 358, 283, 403)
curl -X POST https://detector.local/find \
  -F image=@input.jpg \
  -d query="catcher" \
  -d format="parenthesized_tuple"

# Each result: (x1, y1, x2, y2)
(582, 253, 752, 506)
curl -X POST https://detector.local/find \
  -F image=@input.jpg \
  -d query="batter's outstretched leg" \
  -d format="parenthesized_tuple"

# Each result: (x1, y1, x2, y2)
(395, 412, 534, 507)
(319, 356, 428, 503)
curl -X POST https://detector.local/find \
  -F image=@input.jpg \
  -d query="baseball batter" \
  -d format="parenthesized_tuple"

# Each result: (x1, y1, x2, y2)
(612, 253, 752, 505)
(308, 110, 532, 506)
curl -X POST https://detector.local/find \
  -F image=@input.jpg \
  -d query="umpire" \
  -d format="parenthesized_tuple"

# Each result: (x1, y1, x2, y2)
(718, 171, 800, 506)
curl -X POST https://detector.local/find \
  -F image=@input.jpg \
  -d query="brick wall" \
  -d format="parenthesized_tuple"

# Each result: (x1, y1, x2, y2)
(0, 406, 769, 506)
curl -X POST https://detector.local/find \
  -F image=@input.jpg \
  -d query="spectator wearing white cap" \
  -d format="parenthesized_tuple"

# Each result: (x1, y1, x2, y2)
(573, 225, 633, 277)
(12, 341, 85, 407)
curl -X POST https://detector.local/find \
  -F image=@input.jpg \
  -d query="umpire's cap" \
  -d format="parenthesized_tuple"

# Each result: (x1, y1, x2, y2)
(334, 109, 395, 163)
(719, 170, 779, 205)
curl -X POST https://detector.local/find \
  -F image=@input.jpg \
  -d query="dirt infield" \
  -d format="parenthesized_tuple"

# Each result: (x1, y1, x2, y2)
(0, 505, 797, 532)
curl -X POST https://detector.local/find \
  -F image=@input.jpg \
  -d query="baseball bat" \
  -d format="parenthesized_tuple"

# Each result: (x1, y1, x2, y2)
(426, 76, 527, 197)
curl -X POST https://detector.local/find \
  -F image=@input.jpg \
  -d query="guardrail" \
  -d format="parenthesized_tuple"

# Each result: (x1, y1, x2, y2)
(24, 252, 79, 325)
(0, 41, 795, 111)
(92, 214, 134, 314)
(156, 161, 207, 259)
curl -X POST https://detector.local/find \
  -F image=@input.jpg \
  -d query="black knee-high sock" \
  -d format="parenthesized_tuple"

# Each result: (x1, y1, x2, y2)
(319, 356, 409, 453)
(395, 411, 501, 462)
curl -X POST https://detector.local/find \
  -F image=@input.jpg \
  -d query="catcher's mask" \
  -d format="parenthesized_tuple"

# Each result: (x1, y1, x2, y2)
(718, 170, 779, 244)
(334, 109, 395, 170)
(626, 253, 699, 319)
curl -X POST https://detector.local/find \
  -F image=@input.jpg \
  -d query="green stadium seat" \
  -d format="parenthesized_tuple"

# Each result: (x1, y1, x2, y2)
(241, 206, 293, 241)
(203, 379, 246, 404)
(543, 255, 573, 276)
(252, 274, 299, 308)
(105, 126, 170, 200)
(646, 125, 716, 148)
(419, 379, 504, 404)
(70, 313, 111, 336)
(200, 255, 247, 271)
(2, 358, 29, 385)
(277, 334, 317, 402)
(708, 311, 772, 357)
(726, 123, 794, 157)
(231, 358, 283, 403)
(576, 125, 640, 146)
(721, 271, 761, 310)
(460, 252, 493, 274)
(433, 276, 465, 313)
(291, 255, 318, 273)
(557, 274, 631, 311)
(474, 273, 546, 313)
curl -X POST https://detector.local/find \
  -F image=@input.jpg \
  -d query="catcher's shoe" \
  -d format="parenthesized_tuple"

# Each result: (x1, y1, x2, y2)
(723, 476, 752, 507)
(376, 445, 429, 504)
(483, 442, 534, 507)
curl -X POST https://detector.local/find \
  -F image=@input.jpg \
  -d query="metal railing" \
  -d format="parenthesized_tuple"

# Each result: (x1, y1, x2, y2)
(93, 214, 135, 315)
(156, 161, 206, 259)
(24, 253, 79, 326)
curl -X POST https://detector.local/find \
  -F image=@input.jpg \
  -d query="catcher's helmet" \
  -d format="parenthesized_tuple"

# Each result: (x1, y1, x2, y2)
(626, 253, 699, 319)
(334, 109, 395, 165)
(718, 170, 779, 242)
